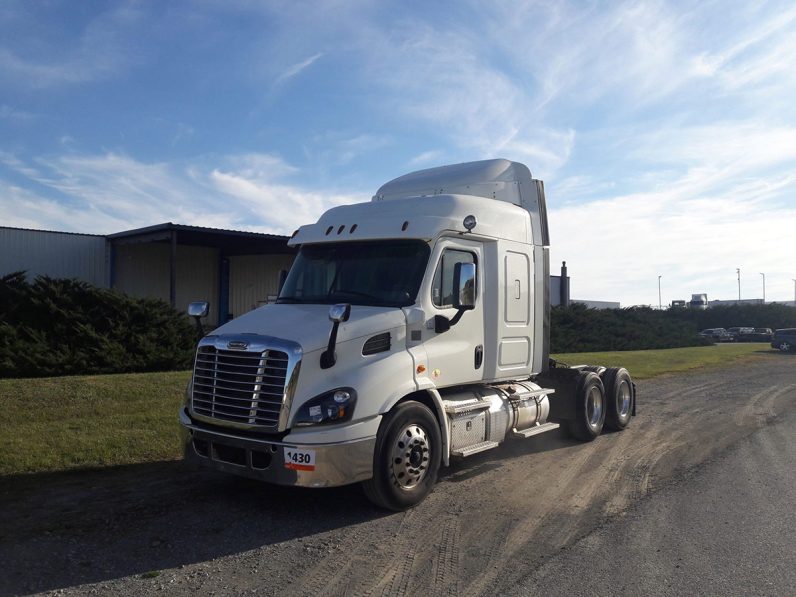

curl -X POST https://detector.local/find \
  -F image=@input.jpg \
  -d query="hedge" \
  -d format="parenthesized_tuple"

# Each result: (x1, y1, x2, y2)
(0, 272, 196, 378)
(550, 302, 796, 353)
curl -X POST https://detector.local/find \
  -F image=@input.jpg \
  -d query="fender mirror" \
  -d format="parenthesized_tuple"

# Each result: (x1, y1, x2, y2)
(188, 301, 209, 318)
(321, 303, 351, 368)
(187, 301, 209, 340)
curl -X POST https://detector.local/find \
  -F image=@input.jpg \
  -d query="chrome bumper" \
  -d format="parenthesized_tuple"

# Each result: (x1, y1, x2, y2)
(179, 408, 375, 488)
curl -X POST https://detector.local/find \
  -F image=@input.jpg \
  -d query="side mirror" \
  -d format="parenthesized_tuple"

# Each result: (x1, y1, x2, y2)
(188, 301, 209, 318)
(321, 303, 351, 369)
(452, 262, 476, 310)
(188, 301, 209, 341)
(328, 303, 351, 323)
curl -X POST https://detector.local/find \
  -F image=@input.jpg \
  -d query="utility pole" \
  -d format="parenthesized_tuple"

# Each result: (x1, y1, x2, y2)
(658, 275, 662, 309)
(736, 268, 741, 301)
(793, 279, 796, 306)
(760, 272, 765, 302)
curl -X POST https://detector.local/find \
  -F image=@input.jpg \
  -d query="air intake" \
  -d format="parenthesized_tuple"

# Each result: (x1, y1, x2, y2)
(362, 332, 391, 355)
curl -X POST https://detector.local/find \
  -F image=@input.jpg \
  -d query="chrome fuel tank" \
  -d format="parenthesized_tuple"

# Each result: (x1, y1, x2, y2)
(442, 381, 552, 453)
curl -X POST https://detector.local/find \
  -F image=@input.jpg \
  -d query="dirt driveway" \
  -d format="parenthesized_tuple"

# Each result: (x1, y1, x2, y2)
(2, 351, 794, 596)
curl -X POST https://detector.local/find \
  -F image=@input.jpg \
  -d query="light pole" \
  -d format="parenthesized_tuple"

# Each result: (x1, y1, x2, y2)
(658, 275, 662, 309)
(793, 279, 796, 306)
(760, 272, 765, 302)
(736, 268, 741, 300)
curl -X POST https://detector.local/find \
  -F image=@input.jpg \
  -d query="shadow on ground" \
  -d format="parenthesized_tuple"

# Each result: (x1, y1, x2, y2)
(1, 427, 577, 594)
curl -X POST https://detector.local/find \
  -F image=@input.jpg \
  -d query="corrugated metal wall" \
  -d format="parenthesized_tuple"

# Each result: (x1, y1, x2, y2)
(229, 254, 295, 318)
(0, 227, 108, 286)
(114, 244, 220, 324)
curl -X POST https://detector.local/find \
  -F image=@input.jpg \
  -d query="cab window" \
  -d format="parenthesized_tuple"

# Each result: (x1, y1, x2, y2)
(431, 249, 476, 308)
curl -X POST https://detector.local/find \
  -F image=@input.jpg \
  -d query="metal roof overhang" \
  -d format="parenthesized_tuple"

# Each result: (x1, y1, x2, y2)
(107, 223, 295, 256)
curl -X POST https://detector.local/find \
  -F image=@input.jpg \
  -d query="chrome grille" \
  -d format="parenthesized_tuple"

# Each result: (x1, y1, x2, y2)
(192, 345, 289, 429)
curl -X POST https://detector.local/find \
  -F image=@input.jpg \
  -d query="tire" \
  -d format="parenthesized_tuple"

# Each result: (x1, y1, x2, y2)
(602, 367, 634, 431)
(567, 371, 606, 442)
(780, 341, 792, 352)
(362, 401, 442, 511)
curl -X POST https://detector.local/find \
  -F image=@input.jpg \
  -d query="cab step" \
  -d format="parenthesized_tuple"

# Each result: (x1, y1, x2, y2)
(510, 422, 560, 439)
(451, 440, 499, 457)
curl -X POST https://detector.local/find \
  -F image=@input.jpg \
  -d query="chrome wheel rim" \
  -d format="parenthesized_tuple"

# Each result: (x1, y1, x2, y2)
(390, 424, 431, 490)
(781, 342, 791, 352)
(618, 380, 631, 418)
(587, 386, 603, 429)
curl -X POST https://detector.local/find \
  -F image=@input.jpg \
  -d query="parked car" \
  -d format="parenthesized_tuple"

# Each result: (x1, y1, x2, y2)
(727, 326, 755, 341)
(699, 328, 734, 342)
(744, 328, 773, 342)
(771, 328, 796, 352)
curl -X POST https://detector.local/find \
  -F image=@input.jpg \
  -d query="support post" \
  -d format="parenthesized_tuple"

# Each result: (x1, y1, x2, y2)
(170, 230, 177, 308)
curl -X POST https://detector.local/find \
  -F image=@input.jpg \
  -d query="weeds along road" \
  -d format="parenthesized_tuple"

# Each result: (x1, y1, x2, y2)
(2, 352, 794, 596)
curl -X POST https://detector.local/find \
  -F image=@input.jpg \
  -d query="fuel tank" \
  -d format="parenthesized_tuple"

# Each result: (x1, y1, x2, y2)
(441, 381, 553, 454)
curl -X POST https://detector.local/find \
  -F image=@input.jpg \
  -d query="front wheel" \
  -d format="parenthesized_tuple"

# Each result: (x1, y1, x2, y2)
(779, 341, 792, 352)
(362, 401, 442, 511)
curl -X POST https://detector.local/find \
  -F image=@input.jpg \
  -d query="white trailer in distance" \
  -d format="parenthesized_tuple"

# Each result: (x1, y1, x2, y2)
(180, 159, 636, 510)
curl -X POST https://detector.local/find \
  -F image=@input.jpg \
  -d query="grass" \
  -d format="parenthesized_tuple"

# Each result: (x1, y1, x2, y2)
(0, 370, 190, 477)
(0, 343, 774, 477)
(552, 342, 770, 380)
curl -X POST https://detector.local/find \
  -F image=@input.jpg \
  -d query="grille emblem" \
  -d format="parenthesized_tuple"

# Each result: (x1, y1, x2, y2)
(227, 340, 249, 350)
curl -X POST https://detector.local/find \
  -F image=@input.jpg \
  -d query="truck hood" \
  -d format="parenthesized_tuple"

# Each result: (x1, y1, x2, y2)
(209, 303, 407, 353)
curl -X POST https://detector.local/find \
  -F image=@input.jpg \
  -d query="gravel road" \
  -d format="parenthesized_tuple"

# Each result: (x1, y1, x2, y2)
(1, 351, 794, 596)
(510, 395, 796, 596)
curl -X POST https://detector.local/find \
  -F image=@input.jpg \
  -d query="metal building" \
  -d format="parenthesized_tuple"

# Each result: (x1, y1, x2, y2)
(0, 226, 109, 287)
(108, 224, 295, 326)
(1, 223, 295, 327)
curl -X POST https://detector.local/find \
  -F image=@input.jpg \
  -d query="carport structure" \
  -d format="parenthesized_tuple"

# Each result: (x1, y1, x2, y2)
(108, 223, 296, 327)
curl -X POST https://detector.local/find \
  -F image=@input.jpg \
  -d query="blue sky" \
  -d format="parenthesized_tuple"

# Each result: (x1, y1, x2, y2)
(1, 0, 795, 306)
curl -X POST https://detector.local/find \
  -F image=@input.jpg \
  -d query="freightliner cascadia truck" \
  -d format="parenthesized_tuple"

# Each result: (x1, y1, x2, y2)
(180, 159, 636, 510)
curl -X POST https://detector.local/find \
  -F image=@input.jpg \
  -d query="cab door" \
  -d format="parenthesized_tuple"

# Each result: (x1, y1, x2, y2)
(420, 238, 485, 388)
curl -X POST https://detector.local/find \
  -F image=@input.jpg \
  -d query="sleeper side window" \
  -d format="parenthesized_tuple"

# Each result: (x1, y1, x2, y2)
(431, 249, 476, 308)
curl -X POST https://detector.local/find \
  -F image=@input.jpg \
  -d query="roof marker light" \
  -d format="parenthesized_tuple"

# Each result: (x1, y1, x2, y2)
(463, 215, 477, 231)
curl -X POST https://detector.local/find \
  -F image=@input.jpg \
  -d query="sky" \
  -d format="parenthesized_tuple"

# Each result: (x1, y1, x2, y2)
(1, 0, 795, 306)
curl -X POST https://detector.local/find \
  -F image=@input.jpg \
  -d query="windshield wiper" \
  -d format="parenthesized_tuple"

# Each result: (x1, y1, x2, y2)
(328, 289, 386, 303)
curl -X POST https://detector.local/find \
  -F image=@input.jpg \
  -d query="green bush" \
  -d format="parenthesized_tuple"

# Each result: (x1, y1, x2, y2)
(0, 272, 196, 378)
(550, 302, 796, 353)
(669, 303, 796, 331)
(551, 303, 710, 353)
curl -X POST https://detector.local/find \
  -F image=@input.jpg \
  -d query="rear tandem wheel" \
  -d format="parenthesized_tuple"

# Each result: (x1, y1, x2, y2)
(568, 371, 606, 441)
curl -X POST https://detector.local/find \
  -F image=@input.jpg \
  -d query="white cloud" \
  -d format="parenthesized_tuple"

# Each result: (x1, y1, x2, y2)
(0, 104, 33, 121)
(408, 150, 444, 167)
(273, 52, 323, 86)
(0, 152, 364, 236)
(0, 4, 141, 88)
(550, 182, 796, 306)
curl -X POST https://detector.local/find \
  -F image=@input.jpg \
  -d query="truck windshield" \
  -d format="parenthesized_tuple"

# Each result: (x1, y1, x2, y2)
(277, 240, 430, 307)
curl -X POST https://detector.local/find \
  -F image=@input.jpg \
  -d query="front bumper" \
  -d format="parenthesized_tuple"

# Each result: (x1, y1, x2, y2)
(179, 408, 376, 488)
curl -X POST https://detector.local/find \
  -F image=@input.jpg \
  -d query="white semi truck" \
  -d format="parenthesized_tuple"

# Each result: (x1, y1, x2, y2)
(180, 159, 636, 510)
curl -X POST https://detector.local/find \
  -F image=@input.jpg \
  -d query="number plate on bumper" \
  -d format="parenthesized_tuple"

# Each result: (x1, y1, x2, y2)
(284, 448, 316, 471)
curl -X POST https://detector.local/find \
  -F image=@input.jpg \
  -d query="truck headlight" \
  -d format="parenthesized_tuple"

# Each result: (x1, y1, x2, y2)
(294, 388, 357, 427)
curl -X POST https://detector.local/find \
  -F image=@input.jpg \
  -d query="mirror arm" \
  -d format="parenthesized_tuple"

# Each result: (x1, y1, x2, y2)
(434, 309, 468, 333)
(449, 308, 466, 326)
(192, 315, 204, 340)
(320, 322, 341, 369)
